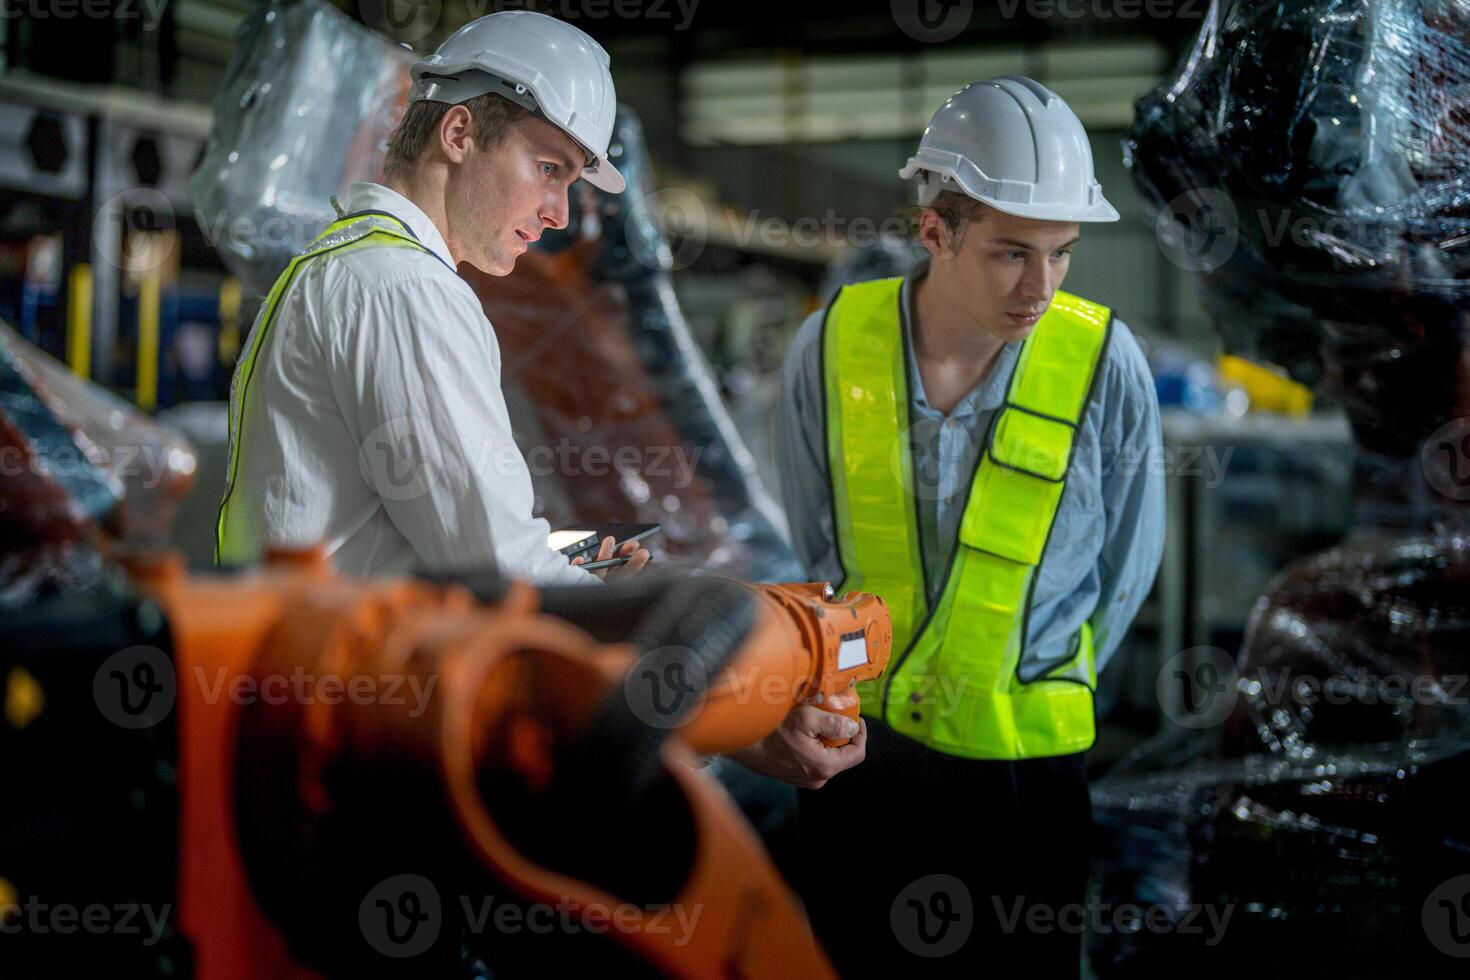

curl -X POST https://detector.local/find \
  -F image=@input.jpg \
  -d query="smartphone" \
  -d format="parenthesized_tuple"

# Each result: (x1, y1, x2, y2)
(576, 554, 635, 571)
(548, 528, 600, 556)
(551, 523, 662, 560)
(590, 523, 662, 552)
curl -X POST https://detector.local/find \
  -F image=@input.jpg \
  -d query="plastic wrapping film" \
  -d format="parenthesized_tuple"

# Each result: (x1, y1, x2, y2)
(462, 110, 800, 580)
(191, 0, 799, 581)
(188, 0, 414, 296)
(817, 234, 926, 305)
(1097, 2, 1470, 973)
(0, 321, 197, 605)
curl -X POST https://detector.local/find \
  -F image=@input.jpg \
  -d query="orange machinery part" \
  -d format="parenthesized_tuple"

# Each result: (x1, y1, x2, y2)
(679, 582, 892, 753)
(121, 548, 889, 979)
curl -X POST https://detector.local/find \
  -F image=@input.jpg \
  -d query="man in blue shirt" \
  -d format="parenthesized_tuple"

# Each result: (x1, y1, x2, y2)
(732, 77, 1165, 974)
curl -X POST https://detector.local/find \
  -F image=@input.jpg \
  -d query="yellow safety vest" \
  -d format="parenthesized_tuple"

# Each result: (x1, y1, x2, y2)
(215, 211, 436, 565)
(823, 277, 1112, 760)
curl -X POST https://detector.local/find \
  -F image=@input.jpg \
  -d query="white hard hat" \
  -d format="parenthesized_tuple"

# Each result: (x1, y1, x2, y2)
(409, 11, 625, 194)
(900, 76, 1118, 223)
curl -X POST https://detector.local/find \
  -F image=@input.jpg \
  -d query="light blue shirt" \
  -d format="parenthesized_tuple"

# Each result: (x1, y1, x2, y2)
(774, 268, 1165, 680)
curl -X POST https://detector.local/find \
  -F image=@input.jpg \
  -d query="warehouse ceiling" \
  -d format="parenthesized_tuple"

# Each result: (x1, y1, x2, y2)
(8, 0, 1203, 98)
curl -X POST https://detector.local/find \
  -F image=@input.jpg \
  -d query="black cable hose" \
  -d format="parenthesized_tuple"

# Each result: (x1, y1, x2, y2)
(421, 567, 757, 800)
(497, 575, 760, 905)
(556, 574, 758, 808)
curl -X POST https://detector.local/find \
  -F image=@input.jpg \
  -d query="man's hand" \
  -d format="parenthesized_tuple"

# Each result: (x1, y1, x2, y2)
(571, 535, 651, 581)
(724, 703, 868, 789)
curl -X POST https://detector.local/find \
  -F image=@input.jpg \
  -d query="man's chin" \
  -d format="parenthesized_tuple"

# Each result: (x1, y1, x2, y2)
(984, 319, 1035, 343)
(464, 254, 517, 277)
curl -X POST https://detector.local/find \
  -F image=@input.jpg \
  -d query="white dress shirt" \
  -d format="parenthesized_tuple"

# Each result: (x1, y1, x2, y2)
(226, 181, 594, 585)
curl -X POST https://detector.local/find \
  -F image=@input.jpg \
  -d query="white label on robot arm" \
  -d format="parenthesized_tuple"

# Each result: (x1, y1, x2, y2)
(837, 630, 869, 671)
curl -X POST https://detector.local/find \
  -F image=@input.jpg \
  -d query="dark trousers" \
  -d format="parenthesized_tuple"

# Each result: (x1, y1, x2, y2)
(795, 718, 1091, 978)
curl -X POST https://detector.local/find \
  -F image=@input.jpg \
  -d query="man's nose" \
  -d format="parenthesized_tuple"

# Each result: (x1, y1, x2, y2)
(1019, 260, 1054, 303)
(540, 189, 570, 231)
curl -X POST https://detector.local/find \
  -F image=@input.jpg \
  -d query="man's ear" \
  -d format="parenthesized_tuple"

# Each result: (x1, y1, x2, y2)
(918, 208, 956, 261)
(438, 105, 474, 164)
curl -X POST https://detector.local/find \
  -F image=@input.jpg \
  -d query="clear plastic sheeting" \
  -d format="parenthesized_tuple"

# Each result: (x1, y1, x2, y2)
(1104, 2, 1470, 974)
(189, 0, 414, 297)
(0, 321, 197, 605)
(191, 0, 798, 580)
(1092, 531, 1470, 973)
(818, 234, 926, 305)
(462, 110, 801, 580)
(1127, 0, 1470, 424)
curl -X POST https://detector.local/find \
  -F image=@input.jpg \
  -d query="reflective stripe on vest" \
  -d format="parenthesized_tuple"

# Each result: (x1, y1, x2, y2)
(823, 277, 1112, 760)
(214, 212, 435, 565)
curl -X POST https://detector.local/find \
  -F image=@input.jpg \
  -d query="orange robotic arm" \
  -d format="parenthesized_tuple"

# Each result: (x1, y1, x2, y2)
(677, 582, 892, 754)
(113, 548, 890, 979)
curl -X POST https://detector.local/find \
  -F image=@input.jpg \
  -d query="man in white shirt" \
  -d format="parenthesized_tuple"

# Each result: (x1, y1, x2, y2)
(215, 11, 648, 585)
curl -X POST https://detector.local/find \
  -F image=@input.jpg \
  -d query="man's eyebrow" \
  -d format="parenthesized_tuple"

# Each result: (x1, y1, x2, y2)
(550, 146, 582, 174)
(989, 236, 1082, 250)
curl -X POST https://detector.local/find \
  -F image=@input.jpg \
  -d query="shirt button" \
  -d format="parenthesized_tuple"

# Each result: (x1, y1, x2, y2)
(945, 419, 956, 429)
(946, 494, 955, 505)
(911, 711, 924, 723)
(910, 691, 922, 704)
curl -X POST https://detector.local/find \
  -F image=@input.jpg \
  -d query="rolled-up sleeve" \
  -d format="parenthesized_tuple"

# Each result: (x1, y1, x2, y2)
(1089, 322, 1165, 672)
(327, 272, 594, 586)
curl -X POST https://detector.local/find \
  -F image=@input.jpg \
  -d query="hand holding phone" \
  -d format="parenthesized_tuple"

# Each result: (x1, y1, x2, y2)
(576, 554, 634, 571)
(568, 532, 653, 581)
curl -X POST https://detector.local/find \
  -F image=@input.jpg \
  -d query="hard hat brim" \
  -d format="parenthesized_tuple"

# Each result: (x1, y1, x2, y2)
(978, 196, 1121, 224)
(582, 157, 625, 194)
(901, 160, 1121, 223)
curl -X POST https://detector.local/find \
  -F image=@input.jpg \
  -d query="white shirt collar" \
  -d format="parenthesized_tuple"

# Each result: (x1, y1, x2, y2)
(342, 181, 456, 269)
